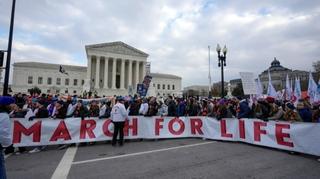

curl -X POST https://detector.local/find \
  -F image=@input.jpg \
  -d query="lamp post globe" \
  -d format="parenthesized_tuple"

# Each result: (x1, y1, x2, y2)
(216, 43, 227, 98)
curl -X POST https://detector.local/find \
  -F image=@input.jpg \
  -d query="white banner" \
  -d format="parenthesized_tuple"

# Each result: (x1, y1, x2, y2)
(11, 117, 320, 156)
(239, 72, 257, 94)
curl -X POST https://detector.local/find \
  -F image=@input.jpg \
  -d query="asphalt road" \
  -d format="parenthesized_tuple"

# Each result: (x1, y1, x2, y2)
(5, 138, 320, 179)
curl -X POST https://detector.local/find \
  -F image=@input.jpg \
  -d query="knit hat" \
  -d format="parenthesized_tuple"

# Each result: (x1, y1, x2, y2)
(275, 100, 282, 107)
(218, 99, 226, 105)
(266, 96, 275, 103)
(32, 98, 39, 103)
(57, 100, 64, 105)
(296, 101, 305, 109)
(117, 96, 124, 101)
(0, 96, 15, 105)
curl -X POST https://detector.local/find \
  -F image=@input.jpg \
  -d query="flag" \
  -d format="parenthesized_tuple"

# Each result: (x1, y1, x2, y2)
(294, 77, 301, 100)
(267, 70, 277, 98)
(314, 79, 320, 102)
(59, 65, 68, 75)
(256, 76, 263, 97)
(307, 71, 317, 103)
(290, 78, 296, 102)
(285, 74, 292, 100)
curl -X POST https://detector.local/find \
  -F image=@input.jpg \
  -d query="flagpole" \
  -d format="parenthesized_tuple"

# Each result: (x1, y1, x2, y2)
(208, 45, 211, 97)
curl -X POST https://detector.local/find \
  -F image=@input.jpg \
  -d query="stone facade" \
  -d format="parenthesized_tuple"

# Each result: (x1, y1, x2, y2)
(259, 58, 309, 91)
(150, 73, 182, 97)
(12, 62, 86, 95)
(11, 41, 182, 96)
(183, 85, 210, 96)
(86, 41, 148, 96)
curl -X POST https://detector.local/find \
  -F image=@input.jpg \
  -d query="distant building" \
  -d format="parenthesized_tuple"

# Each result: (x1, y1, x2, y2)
(259, 58, 309, 91)
(12, 62, 87, 95)
(183, 85, 209, 97)
(150, 73, 182, 97)
(11, 41, 182, 96)
(11, 62, 182, 96)
(228, 58, 312, 93)
(229, 78, 241, 89)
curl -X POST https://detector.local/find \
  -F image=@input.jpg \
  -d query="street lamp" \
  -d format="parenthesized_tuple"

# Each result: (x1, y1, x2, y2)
(216, 44, 227, 98)
(2, 0, 16, 96)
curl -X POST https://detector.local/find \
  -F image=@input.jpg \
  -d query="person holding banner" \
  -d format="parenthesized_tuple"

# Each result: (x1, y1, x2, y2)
(111, 96, 128, 146)
(0, 96, 16, 179)
(312, 103, 320, 122)
(284, 102, 302, 122)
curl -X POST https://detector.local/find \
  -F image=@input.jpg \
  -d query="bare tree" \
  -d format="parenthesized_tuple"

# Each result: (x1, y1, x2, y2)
(313, 61, 320, 72)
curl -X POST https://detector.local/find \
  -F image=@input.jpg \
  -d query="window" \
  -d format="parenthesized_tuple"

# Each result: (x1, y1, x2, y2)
(157, 84, 160, 89)
(73, 90, 77, 94)
(56, 78, 61, 85)
(28, 76, 33, 84)
(163, 84, 165, 90)
(65, 89, 68, 94)
(47, 89, 50, 93)
(65, 78, 69, 86)
(168, 84, 170, 90)
(172, 85, 175, 90)
(82, 80, 84, 85)
(73, 79, 78, 86)
(38, 77, 43, 85)
(56, 89, 60, 94)
(153, 83, 155, 87)
(47, 77, 52, 85)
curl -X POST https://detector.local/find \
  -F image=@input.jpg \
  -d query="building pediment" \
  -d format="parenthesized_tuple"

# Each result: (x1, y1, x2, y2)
(86, 41, 149, 58)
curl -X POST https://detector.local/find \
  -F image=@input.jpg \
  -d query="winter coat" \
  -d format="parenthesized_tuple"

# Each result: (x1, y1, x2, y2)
(73, 106, 90, 119)
(237, 101, 251, 119)
(167, 100, 177, 117)
(35, 107, 49, 118)
(297, 108, 312, 122)
(177, 102, 186, 116)
(188, 103, 199, 116)
(89, 105, 100, 117)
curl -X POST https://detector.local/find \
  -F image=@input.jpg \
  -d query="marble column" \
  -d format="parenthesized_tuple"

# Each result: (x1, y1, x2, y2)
(103, 57, 109, 89)
(95, 56, 100, 89)
(128, 60, 132, 87)
(87, 55, 91, 81)
(120, 59, 125, 89)
(111, 58, 116, 89)
(135, 61, 139, 85)
(142, 62, 146, 78)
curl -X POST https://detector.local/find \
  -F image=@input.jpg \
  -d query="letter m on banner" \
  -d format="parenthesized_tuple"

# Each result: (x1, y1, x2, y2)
(13, 121, 42, 143)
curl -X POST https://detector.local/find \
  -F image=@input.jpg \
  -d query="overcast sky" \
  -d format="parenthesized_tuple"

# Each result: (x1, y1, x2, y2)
(0, 0, 319, 87)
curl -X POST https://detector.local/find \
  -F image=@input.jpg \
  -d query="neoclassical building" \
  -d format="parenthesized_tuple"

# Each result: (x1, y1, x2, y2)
(85, 41, 148, 95)
(12, 62, 87, 95)
(150, 73, 182, 97)
(183, 85, 210, 96)
(259, 58, 309, 91)
(11, 41, 182, 96)
(228, 58, 310, 93)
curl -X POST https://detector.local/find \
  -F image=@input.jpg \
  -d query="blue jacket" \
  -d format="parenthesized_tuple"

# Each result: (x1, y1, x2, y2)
(177, 102, 186, 116)
(237, 101, 251, 119)
(298, 108, 312, 122)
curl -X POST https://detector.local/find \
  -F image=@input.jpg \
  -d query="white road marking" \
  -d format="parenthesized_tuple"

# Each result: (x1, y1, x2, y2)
(73, 141, 214, 165)
(4, 153, 12, 160)
(51, 146, 78, 179)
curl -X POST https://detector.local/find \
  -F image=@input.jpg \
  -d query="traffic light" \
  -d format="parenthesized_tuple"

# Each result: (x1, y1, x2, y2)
(0, 51, 4, 67)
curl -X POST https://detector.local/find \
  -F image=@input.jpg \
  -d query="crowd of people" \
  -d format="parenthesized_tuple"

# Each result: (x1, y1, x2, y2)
(0, 91, 319, 178)
(1, 92, 319, 154)
(7, 93, 319, 121)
